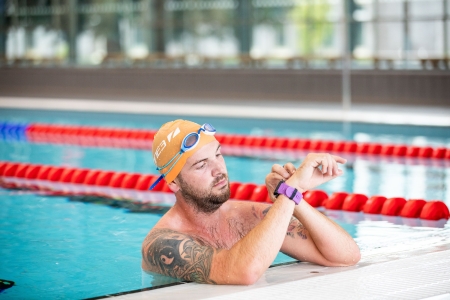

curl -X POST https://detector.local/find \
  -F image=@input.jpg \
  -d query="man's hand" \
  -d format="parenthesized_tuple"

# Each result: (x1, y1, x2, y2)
(265, 153, 346, 200)
(286, 153, 346, 191)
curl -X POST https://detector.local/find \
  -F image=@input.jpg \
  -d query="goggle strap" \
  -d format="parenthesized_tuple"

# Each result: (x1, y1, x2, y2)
(162, 153, 184, 178)
(156, 151, 182, 170)
(149, 175, 164, 190)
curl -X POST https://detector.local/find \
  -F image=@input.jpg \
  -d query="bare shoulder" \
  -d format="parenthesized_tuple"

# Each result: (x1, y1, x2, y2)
(141, 227, 217, 284)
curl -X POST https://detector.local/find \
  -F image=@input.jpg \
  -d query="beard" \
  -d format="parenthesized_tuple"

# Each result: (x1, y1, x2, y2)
(177, 173, 230, 214)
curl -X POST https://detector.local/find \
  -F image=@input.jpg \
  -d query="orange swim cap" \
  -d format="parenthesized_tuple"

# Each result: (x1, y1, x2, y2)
(152, 119, 217, 183)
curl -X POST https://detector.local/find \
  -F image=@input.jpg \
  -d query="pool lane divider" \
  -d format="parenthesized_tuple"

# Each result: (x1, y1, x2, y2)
(1, 122, 450, 160)
(1, 161, 448, 221)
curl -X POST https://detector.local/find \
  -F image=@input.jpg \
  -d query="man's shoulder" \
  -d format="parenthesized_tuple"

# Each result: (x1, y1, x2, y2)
(143, 225, 188, 245)
(143, 227, 184, 247)
(142, 224, 204, 250)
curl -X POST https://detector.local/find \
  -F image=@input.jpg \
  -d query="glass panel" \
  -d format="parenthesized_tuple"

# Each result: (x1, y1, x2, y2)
(410, 0, 443, 19)
(376, 22, 403, 58)
(164, 1, 237, 62)
(409, 21, 444, 60)
(252, 4, 291, 58)
(446, 21, 450, 57)
(326, 0, 344, 22)
(251, 22, 288, 57)
(9, 0, 448, 68)
(251, 0, 342, 66)
(5, 1, 69, 64)
(316, 21, 343, 57)
(377, 0, 403, 20)
(353, 0, 374, 22)
(352, 22, 375, 60)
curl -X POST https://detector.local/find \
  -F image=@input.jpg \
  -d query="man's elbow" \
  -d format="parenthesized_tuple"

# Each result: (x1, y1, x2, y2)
(232, 265, 264, 285)
(323, 246, 361, 267)
(240, 270, 262, 285)
(337, 247, 361, 267)
(349, 247, 361, 265)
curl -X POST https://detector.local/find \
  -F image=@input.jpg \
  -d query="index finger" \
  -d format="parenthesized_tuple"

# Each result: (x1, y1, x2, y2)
(271, 164, 290, 179)
(283, 162, 296, 175)
(332, 155, 347, 164)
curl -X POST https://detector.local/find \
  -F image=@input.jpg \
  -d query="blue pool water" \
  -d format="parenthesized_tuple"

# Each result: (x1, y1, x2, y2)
(0, 108, 449, 299)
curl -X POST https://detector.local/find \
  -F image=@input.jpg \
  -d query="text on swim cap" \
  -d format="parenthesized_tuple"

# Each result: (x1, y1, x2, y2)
(154, 140, 166, 161)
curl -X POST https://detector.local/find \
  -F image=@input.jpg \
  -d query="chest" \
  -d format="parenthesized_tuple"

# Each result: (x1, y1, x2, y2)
(193, 216, 258, 250)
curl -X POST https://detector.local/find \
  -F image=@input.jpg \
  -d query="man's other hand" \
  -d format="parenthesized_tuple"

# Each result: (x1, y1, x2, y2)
(266, 153, 346, 201)
(286, 153, 346, 191)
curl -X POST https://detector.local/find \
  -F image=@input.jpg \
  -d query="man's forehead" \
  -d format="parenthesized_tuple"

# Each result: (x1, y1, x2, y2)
(185, 141, 220, 168)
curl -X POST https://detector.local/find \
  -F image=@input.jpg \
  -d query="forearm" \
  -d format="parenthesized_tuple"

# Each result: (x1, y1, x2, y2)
(223, 197, 294, 284)
(293, 200, 360, 266)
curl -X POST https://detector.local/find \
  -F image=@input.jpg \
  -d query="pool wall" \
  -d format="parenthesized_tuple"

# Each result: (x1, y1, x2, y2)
(0, 68, 449, 107)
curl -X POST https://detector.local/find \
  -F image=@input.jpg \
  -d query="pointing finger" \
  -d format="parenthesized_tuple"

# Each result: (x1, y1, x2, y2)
(283, 162, 296, 175)
(332, 155, 347, 164)
(272, 164, 290, 179)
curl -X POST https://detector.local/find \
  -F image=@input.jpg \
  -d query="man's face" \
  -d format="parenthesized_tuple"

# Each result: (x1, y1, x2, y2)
(174, 141, 230, 214)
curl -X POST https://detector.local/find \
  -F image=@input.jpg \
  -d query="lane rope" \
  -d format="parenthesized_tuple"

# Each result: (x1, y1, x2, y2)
(1, 122, 449, 160)
(1, 161, 448, 221)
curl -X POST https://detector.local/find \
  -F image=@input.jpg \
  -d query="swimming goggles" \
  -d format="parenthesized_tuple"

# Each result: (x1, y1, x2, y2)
(150, 123, 216, 190)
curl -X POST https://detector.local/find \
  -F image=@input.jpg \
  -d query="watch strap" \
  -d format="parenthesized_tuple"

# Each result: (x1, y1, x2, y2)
(274, 180, 302, 205)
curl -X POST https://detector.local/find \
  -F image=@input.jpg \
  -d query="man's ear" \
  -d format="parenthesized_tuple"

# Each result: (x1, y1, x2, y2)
(168, 180, 180, 193)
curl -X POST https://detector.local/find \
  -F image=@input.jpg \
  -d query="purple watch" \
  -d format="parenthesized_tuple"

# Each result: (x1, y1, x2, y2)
(274, 180, 302, 205)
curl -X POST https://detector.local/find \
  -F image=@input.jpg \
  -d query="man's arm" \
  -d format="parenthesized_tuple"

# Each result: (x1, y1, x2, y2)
(264, 153, 361, 266)
(281, 202, 361, 266)
(253, 202, 360, 267)
(142, 195, 296, 285)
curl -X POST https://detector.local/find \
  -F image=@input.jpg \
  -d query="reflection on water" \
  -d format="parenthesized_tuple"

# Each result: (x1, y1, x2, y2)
(68, 195, 171, 215)
(326, 210, 450, 265)
(355, 220, 450, 264)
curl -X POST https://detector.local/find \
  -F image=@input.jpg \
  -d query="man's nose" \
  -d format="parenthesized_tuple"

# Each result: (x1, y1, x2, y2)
(211, 159, 226, 177)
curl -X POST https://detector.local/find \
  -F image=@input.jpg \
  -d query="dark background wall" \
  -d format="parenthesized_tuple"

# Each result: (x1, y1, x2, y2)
(0, 68, 449, 107)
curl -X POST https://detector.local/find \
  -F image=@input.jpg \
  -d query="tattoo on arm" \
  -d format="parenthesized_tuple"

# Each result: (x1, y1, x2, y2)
(262, 206, 270, 218)
(286, 217, 308, 239)
(258, 206, 307, 240)
(251, 205, 258, 219)
(142, 229, 217, 284)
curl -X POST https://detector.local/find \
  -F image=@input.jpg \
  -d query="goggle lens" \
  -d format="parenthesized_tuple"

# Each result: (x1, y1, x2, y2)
(184, 133, 199, 148)
(203, 123, 215, 132)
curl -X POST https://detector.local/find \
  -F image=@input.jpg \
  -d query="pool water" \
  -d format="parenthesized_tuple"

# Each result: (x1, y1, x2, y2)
(0, 108, 449, 299)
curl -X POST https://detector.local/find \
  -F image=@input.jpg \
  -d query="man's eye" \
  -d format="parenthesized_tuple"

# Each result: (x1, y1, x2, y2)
(196, 163, 206, 169)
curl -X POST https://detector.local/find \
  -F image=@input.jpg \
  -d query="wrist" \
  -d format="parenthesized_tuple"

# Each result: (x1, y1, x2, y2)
(274, 180, 303, 205)
(285, 178, 305, 194)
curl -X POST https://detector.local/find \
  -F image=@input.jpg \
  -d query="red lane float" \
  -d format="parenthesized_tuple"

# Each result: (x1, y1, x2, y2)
(342, 194, 369, 212)
(303, 190, 328, 207)
(0, 161, 449, 221)
(234, 183, 257, 200)
(400, 199, 427, 218)
(249, 185, 269, 202)
(324, 192, 348, 210)
(0, 161, 176, 206)
(20, 123, 450, 160)
(363, 196, 387, 214)
(298, 190, 448, 221)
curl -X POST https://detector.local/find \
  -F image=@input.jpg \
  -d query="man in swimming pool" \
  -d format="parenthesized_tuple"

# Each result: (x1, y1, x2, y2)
(142, 120, 361, 285)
